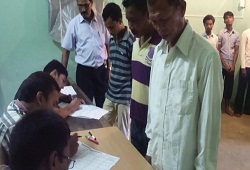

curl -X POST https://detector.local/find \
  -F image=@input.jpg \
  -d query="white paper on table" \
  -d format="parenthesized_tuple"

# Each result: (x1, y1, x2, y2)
(71, 142, 120, 170)
(60, 86, 77, 96)
(70, 104, 108, 119)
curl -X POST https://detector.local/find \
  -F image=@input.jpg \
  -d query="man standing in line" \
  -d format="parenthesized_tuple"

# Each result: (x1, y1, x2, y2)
(102, 3, 134, 139)
(202, 14, 218, 49)
(145, 0, 223, 169)
(122, 0, 161, 156)
(234, 28, 250, 117)
(218, 11, 240, 116)
(61, 0, 110, 107)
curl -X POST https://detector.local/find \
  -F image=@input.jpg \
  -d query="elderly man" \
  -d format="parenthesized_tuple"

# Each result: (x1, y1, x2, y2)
(145, 0, 223, 169)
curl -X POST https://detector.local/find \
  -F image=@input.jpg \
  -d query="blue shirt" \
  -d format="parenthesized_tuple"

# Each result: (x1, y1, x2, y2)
(106, 28, 134, 105)
(218, 28, 240, 66)
(62, 12, 110, 67)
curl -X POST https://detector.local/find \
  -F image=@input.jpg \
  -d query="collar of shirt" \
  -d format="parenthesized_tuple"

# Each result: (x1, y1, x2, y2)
(223, 28, 235, 34)
(202, 32, 215, 38)
(157, 21, 193, 57)
(14, 99, 28, 113)
(110, 26, 131, 43)
(78, 10, 97, 24)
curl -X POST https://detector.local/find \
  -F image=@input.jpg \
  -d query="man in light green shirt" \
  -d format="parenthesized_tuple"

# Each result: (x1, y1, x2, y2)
(145, 0, 223, 169)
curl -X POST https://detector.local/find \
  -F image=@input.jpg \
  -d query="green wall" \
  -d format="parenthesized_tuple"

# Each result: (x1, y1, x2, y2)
(1, 0, 250, 113)
(0, 0, 76, 113)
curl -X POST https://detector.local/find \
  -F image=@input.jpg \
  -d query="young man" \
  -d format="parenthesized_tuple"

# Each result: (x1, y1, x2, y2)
(43, 59, 69, 89)
(146, 0, 223, 169)
(43, 59, 84, 118)
(122, 0, 161, 156)
(218, 11, 240, 116)
(0, 72, 79, 164)
(102, 3, 134, 139)
(62, 0, 110, 108)
(9, 109, 72, 170)
(14, 60, 84, 119)
(234, 28, 250, 116)
(202, 14, 218, 49)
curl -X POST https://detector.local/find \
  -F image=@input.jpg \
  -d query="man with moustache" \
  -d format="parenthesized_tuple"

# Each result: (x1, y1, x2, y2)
(145, 0, 223, 169)
(62, 0, 110, 108)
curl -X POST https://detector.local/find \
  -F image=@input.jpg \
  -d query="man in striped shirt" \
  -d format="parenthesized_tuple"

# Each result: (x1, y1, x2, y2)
(102, 3, 134, 139)
(0, 72, 79, 165)
(122, 0, 161, 156)
(0, 72, 61, 164)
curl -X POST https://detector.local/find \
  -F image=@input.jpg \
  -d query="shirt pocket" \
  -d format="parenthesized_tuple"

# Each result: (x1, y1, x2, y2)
(169, 79, 194, 115)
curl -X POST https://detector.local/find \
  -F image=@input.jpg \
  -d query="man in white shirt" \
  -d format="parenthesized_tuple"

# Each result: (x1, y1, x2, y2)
(218, 11, 240, 116)
(145, 0, 223, 169)
(202, 15, 218, 49)
(61, 0, 110, 108)
(234, 28, 250, 116)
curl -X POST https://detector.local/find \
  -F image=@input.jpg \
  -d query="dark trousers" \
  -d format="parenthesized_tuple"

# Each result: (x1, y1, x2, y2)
(76, 64, 108, 108)
(222, 68, 235, 99)
(130, 119, 149, 157)
(234, 68, 250, 114)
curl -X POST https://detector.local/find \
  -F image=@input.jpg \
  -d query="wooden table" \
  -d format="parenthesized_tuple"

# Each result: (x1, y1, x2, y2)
(66, 78, 110, 131)
(76, 127, 154, 170)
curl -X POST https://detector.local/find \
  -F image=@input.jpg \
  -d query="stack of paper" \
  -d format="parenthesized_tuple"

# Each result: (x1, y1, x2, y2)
(70, 104, 108, 120)
(60, 86, 77, 96)
(71, 142, 120, 170)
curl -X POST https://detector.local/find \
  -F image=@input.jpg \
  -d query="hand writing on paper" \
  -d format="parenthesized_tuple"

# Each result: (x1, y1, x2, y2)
(69, 133, 79, 157)
(69, 98, 85, 112)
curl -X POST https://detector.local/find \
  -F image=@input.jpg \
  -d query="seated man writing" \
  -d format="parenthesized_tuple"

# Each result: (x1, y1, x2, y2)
(43, 59, 85, 118)
(0, 71, 79, 165)
(14, 59, 85, 118)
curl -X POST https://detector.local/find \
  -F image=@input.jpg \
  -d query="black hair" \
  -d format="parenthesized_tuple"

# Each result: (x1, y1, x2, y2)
(223, 11, 234, 20)
(147, 0, 184, 6)
(203, 15, 215, 24)
(43, 59, 68, 77)
(122, 0, 148, 13)
(102, 3, 122, 22)
(9, 109, 70, 170)
(14, 71, 60, 102)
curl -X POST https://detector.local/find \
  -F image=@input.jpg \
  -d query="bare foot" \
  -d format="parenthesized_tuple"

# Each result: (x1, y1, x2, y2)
(234, 112, 241, 118)
(225, 105, 234, 116)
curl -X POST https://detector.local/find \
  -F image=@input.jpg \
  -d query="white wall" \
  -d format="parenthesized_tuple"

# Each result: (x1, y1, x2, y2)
(185, 0, 250, 100)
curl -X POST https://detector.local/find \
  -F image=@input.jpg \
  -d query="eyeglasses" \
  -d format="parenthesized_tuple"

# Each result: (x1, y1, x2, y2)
(60, 154, 76, 169)
(78, 3, 91, 9)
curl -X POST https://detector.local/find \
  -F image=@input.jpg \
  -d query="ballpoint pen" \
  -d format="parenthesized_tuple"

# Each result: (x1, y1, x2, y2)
(85, 135, 99, 145)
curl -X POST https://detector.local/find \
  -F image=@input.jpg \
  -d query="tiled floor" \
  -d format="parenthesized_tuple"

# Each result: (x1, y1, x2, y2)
(218, 113, 250, 170)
